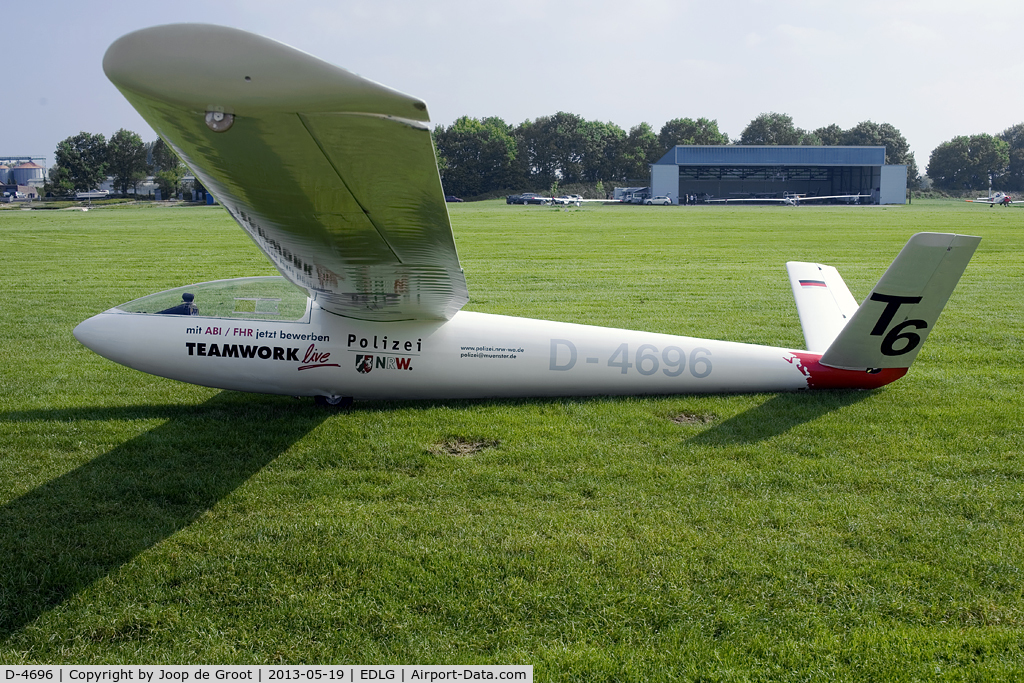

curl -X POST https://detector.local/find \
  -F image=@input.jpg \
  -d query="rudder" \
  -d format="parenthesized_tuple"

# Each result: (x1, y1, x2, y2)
(786, 260, 859, 353)
(819, 232, 980, 371)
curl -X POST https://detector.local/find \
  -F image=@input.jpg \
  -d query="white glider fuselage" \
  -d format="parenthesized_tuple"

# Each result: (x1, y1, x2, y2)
(74, 296, 900, 401)
(78, 25, 976, 404)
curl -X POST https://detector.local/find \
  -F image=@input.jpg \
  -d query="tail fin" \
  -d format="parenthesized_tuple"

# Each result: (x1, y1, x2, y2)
(819, 233, 980, 371)
(786, 261, 859, 353)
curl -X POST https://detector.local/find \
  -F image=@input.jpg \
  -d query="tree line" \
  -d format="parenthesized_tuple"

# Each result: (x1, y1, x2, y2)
(926, 124, 1024, 192)
(47, 114, 1022, 200)
(46, 130, 191, 199)
(432, 114, 728, 198)
(433, 112, 920, 198)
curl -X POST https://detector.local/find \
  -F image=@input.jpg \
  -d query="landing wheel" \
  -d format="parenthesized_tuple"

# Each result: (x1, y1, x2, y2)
(315, 395, 354, 408)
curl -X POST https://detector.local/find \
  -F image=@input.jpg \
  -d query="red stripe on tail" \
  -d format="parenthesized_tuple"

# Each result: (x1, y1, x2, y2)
(789, 352, 908, 389)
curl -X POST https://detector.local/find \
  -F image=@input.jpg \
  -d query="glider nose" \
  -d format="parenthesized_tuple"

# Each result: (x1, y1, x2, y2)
(74, 312, 129, 363)
(74, 314, 108, 355)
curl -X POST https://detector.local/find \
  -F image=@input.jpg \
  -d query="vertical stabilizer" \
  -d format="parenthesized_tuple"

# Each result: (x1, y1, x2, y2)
(819, 233, 980, 370)
(786, 261, 859, 352)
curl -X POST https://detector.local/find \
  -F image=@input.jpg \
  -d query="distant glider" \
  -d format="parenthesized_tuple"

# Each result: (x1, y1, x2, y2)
(508, 193, 617, 206)
(708, 193, 871, 206)
(75, 24, 980, 404)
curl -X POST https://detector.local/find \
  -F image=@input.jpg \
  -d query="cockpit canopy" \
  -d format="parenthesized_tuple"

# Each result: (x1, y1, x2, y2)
(114, 276, 311, 322)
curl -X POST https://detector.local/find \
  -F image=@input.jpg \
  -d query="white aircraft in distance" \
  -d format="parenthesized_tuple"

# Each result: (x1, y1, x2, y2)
(515, 194, 615, 206)
(552, 194, 585, 205)
(966, 191, 1014, 207)
(709, 193, 871, 206)
(75, 24, 980, 405)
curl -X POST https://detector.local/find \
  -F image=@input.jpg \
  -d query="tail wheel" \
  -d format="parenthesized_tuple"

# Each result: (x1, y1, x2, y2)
(315, 395, 354, 408)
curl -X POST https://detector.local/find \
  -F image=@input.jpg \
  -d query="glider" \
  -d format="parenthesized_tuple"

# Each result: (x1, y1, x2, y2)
(75, 24, 980, 404)
(508, 193, 616, 206)
(708, 193, 871, 205)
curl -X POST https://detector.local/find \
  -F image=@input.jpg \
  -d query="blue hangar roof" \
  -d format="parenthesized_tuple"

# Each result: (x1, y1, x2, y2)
(655, 145, 886, 166)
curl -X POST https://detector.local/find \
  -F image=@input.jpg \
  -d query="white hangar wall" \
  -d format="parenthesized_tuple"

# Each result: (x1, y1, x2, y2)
(879, 165, 908, 205)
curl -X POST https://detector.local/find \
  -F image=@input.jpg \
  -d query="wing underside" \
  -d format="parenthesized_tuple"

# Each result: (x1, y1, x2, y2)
(104, 24, 468, 321)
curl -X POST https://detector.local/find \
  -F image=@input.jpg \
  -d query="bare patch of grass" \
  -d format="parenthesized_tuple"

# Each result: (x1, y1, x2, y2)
(428, 436, 499, 456)
(671, 411, 718, 425)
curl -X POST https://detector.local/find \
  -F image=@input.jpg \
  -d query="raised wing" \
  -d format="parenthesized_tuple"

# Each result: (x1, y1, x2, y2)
(104, 24, 468, 321)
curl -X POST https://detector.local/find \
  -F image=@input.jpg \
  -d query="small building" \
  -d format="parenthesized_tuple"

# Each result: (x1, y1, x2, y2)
(652, 146, 907, 205)
(613, 186, 650, 203)
(2, 184, 39, 200)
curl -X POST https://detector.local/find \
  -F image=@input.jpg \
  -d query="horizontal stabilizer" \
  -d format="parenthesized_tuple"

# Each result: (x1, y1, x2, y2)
(820, 233, 980, 370)
(786, 261, 859, 352)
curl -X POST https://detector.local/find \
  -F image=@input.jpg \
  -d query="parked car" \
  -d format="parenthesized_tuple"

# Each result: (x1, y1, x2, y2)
(520, 193, 548, 205)
(507, 192, 549, 205)
(644, 196, 672, 205)
(445, 195, 463, 203)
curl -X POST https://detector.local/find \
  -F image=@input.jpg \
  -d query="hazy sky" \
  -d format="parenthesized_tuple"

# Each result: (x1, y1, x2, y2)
(9, 0, 1024, 173)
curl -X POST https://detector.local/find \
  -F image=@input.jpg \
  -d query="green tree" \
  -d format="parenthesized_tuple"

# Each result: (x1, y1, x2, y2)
(107, 129, 149, 196)
(513, 114, 644, 187)
(841, 121, 919, 183)
(619, 122, 661, 181)
(542, 112, 590, 184)
(513, 112, 600, 187)
(582, 121, 627, 182)
(796, 129, 821, 146)
(54, 132, 108, 192)
(739, 112, 801, 145)
(151, 138, 186, 199)
(565, 117, 610, 184)
(155, 168, 186, 199)
(44, 165, 74, 196)
(151, 138, 182, 173)
(813, 124, 844, 146)
(926, 134, 1009, 191)
(658, 117, 729, 154)
(514, 118, 555, 189)
(997, 123, 1024, 191)
(433, 116, 519, 197)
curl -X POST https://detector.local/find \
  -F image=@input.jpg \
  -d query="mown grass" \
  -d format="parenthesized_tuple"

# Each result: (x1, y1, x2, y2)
(1, 200, 1022, 678)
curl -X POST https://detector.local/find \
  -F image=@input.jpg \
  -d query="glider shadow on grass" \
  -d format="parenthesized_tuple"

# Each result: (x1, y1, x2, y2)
(0, 394, 327, 637)
(685, 390, 872, 447)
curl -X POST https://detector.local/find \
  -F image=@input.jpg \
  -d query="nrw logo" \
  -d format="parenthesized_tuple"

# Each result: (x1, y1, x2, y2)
(354, 354, 414, 373)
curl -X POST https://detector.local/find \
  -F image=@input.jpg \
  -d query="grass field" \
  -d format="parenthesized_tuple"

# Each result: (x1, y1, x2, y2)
(1, 200, 1022, 678)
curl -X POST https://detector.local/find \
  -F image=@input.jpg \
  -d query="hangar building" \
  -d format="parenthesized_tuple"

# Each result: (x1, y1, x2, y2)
(651, 145, 907, 205)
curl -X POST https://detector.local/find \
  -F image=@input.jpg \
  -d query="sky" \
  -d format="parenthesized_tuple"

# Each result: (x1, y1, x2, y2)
(8, 0, 1024, 174)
